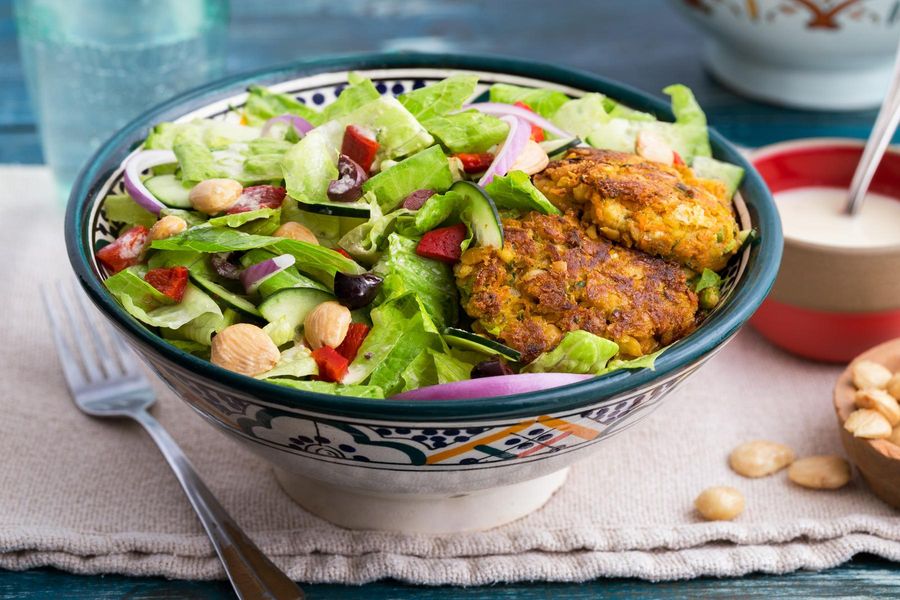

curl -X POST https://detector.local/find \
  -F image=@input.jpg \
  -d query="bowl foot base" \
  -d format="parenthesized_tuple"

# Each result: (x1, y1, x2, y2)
(704, 40, 892, 111)
(273, 467, 570, 533)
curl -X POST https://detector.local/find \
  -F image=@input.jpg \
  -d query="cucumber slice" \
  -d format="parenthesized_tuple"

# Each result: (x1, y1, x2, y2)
(690, 156, 745, 199)
(257, 268, 330, 297)
(190, 272, 261, 317)
(443, 327, 521, 362)
(145, 174, 193, 209)
(296, 199, 371, 219)
(539, 137, 582, 157)
(450, 180, 503, 248)
(258, 288, 333, 343)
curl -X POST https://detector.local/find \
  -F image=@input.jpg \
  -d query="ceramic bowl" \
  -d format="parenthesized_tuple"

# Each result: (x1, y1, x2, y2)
(66, 53, 782, 533)
(833, 338, 900, 509)
(671, 0, 900, 110)
(750, 139, 900, 362)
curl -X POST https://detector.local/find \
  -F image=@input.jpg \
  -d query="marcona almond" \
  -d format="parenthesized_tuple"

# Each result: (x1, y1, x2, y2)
(788, 455, 851, 490)
(854, 389, 900, 426)
(635, 130, 675, 165)
(887, 373, 900, 400)
(851, 360, 892, 390)
(509, 140, 550, 175)
(149, 215, 187, 240)
(844, 409, 892, 439)
(694, 486, 745, 521)
(274, 221, 319, 245)
(729, 440, 795, 478)
(889, 426, 900, 446)
(189, 178, 243, 214)
(211, 324, 280, 376)
(304, 301, 351, 350)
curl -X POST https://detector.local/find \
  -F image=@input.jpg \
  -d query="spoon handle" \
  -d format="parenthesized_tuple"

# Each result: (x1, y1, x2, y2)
(846, 38, 900, 215)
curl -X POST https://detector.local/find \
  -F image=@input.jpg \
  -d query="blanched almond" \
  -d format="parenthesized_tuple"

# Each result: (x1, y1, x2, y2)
(729, 440, 795, 478)
(844, 409, 892, 439)
(149, 215, 187, 240)
(694, 486, 744, 521)
(788, 456, 851, 490)
(509, 140, 549, 175)
(274, 221, 318, 245)
(887, 373, 900, 400)
(211, 324, 280, 376)
(854, 389, 900, 426)
(189, 178, 243, 215)
(851, 360, 892, 390)
(304, 301, 351, 350)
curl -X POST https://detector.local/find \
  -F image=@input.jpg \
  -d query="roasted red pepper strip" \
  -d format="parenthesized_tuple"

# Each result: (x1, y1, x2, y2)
(672, 151, 686, 166)
(514, 101, 545, 142)
(336, 323, 370, 362)
(226, 185, 286, 214)
(144, 266, 189, 303)
(415, 223, 468, 263)
(312, 346, 349, 383)
(335, 248, 352, 259)
(454, 152, 495, 174)
(96, 226, 150, 274)
(341, 125, 379, 174)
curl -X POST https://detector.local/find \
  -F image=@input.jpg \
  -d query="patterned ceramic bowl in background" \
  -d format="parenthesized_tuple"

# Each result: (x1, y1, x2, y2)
(66, 53, 782, 533)
(672, 0, 900, 110)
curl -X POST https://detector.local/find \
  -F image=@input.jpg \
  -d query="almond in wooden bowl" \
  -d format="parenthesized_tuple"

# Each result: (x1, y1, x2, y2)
(833, 338, 900, 509)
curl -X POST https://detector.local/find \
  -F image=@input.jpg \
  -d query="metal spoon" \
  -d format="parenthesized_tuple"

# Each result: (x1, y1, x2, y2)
(846, 38, 900, 215)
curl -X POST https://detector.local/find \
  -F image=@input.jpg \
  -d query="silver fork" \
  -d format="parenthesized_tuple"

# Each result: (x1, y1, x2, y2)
(42, 280, 304, 600)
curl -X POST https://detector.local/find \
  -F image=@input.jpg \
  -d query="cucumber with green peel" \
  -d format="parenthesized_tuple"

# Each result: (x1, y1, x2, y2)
(443, 327, 521, 362)
(189, 272, 261, 317)
(539, 136, 582, 157)
(450, 180, 503, 249)
(258, 288, 333, 344)
(257, 268, 329, 297)
(144, 174, 193, 208)
(295, 198, 371, 219)
(690, 156, 745, 199)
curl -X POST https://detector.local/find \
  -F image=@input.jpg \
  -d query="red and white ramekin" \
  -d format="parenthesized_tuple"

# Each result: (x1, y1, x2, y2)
(750, 139, 900, 362)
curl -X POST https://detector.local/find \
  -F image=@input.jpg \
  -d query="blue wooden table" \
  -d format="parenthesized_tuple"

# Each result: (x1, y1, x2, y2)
(1, 0, 896, 597)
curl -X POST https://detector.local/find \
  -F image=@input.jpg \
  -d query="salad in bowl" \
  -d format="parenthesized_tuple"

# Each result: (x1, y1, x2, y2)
(96, 71, 752, 401)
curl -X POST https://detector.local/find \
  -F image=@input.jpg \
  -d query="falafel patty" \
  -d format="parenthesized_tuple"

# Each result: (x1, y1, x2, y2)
(533, 148, 740, 272)
(454, 212, 698, 363)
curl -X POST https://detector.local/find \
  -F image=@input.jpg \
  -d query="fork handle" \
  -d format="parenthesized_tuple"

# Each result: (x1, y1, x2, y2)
(133, 409, 304, 600)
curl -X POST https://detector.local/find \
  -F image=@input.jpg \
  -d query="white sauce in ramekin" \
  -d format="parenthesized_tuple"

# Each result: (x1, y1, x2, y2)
(774, 186, 900, 248)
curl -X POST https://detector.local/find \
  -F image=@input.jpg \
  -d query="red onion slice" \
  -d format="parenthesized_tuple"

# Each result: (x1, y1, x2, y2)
(392, 373, 593, 400)
(260, 114, 315, 138)
(123, 149, 177, 215)
(240, 254, 296, 294)
(461, 102, 571, 139)
(478, 116, 531, 186)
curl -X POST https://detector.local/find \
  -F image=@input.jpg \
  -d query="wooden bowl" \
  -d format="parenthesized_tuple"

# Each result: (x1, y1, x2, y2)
(833, 338, 900, 509)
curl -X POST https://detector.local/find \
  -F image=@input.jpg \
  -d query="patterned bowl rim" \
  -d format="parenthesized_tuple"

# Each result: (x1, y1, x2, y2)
(66, 52, 783, 422)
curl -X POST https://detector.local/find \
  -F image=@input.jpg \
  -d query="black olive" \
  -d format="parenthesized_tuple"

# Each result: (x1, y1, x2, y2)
(401, 189, 435, 210)
(470, 358, 515, 379)
(327, 154, 368, 202)
(333, 272, 383, 309)
(209, 252, 242, 280)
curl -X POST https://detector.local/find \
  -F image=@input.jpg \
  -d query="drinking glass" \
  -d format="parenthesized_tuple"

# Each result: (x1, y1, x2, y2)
(14, 0, 229, 201)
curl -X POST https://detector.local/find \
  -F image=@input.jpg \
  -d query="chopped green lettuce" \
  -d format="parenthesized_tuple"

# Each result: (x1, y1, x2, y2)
(523, 331, 619, 374)
(257, 345, 318, 380)
(282, 96, 433, 204)
(373, 233, 458, 329)
(267, 378, 385, 398)
(693, 268, 722, 293)
(550, 93, 609, 139)
(339, 209, 413, 265)
(602, 348, 664, 374)
(412, 190, 461, 233)
(243, 85, 322, 127)
(399, 351, 439, 392)
(206, 208, 279, 228)
(343, 293, 445, 395)
(690, 156, 745, 198)
(423, 111, 509, 153)
(398, 74, 479, 121)
(362, 145, 453, 212)
(431, 349, 475, 384)
(144, 119, 261, 151)
(484, 170, 560, 215)
(320, 73, 380, 123)
(488, 83, 569, 118)
(104, 194, 157, 227)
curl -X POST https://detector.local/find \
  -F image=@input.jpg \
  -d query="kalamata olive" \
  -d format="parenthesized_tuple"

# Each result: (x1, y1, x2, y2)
(470, 358, 515, 379)
(333, 271, 383, 309)
(402, 189, 435, 210)
(327, 154, 367, 202)
(210, 252, 242, 280)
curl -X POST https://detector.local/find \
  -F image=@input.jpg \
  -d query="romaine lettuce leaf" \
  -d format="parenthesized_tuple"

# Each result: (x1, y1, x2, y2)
(431, 349, 475, 384)
(145, 119, 261, 150)
(282, 96, 433, 204)
(343, 293, 445, 395)
(243, 85, 322, 127)
(398, 74, 479, 121)
(362, 145, 453, 212)
(523, 331, 619, 374)
(373, 233, 458, 329)
(602, 348, 663, 374)
(550, 93, 609, 139)
(173, 141, 221, 182)
(104, 194, 157, 227)
(412, 190, 461, 233)
(206, 208, 279, 228)
(320, 73, 381, 122)
(338, 209, 414, 265)
(488, 83, 569, 118)
(399, 351, 439, 392)
(693, 268, 722, 293)
(484, 170, 560, 215)
(257, 344, 318, 380)
(267, 378, 385, 398)
(422, 111, 509, 153)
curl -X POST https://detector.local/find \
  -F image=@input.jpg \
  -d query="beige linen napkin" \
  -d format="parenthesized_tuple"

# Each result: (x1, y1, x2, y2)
(1, 165, 898, 584)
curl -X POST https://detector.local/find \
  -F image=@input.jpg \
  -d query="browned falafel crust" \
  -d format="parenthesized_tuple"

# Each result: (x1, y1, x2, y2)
(533, 148, 740, 272)
(455, 212, 698, 363)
